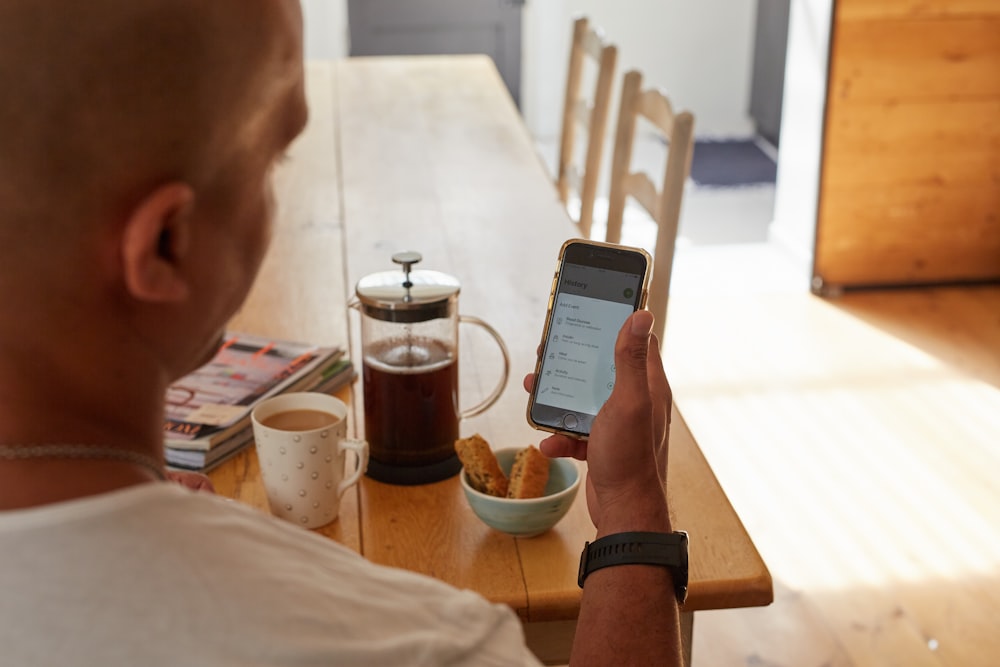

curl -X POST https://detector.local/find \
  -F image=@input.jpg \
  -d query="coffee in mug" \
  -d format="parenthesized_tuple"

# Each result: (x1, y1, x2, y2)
(261, 409, 340, 431)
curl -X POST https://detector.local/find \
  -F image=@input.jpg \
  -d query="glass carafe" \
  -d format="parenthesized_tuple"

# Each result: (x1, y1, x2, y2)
(354, 252, 509, 485)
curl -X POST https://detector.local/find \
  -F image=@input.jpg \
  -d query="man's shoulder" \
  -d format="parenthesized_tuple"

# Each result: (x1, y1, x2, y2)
(0, 482, 542, 667)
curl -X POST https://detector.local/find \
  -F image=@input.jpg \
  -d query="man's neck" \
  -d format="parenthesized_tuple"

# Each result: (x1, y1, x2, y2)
(0, 345, 169, 509)
(0, 456, 164, 510)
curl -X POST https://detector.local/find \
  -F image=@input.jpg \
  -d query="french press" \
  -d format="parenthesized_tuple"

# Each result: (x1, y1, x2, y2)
(354, 252, 509, 485)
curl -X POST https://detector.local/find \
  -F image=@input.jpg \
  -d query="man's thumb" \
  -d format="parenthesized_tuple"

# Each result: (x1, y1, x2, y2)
(630, 309, 654, 338)
(616, 310, 653, 375)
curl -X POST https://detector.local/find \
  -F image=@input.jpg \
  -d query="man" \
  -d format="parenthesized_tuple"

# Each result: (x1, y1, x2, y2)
(0, 1, 682, 665)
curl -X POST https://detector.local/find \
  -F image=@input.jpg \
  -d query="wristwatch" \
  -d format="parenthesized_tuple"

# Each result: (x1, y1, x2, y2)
(577, 531, 689, 604)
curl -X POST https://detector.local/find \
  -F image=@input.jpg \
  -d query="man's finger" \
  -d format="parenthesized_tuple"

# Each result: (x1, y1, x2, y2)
(648, 333, 671, 422)
(647, 334, 672, 481)
(609, 310, 654, 402)
(538, 434, 588, 461)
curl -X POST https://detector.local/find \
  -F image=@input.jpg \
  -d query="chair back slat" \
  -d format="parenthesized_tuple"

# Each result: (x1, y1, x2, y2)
(581, 27, 607, 61)
(636, 89, 678, 136)
(624, 171, 660, 221)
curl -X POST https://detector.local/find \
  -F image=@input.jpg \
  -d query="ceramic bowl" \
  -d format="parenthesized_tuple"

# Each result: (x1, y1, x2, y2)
(460, 447, 581, 537)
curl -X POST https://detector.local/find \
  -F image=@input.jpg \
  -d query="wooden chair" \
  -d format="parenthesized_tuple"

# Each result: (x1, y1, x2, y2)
(605, 70, 695, 341)
(556, 16, 617, 239)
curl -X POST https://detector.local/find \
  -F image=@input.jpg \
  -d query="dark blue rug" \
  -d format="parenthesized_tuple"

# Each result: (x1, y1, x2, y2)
(689, 139, 777, 187)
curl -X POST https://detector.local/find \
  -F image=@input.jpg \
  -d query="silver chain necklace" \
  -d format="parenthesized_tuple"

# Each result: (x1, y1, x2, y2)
(0, 444, 166, 481)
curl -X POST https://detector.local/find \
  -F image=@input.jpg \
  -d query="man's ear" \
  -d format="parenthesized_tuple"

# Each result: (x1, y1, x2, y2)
(120, 182, 195, 303)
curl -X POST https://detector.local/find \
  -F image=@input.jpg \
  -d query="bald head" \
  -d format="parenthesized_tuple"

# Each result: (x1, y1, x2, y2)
(0, 0, 303, 253)
(0, 0, 306, 457)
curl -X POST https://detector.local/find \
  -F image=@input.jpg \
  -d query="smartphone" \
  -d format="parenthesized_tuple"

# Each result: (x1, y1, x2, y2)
(527, 239, 651, 438)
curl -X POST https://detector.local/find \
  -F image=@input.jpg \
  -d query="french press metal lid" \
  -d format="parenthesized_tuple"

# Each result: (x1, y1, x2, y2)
(354, 251, 460, 323)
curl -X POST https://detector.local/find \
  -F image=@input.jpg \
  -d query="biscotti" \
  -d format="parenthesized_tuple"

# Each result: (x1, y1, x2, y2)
(507, 445, 550, 499)
(454, 434, 508, 497)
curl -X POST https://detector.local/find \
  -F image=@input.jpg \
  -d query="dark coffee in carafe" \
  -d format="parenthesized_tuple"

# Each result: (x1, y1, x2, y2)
(363, 336, 459, 467)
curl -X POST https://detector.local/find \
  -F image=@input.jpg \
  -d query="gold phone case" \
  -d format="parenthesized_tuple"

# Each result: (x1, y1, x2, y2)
(526, 239, 651, 438)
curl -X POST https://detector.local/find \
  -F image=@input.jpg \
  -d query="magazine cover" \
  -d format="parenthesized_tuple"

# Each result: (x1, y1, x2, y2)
(163, 332, 342, 446)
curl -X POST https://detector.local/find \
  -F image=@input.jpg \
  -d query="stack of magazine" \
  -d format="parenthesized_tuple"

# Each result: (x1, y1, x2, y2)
(163, 332, 354, 472)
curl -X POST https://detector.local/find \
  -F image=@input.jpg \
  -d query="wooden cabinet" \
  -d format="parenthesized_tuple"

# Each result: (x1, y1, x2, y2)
(813, 0, 1000, 289)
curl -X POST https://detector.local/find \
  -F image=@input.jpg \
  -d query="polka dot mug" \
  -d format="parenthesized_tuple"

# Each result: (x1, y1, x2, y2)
(252, 392, 368, 529)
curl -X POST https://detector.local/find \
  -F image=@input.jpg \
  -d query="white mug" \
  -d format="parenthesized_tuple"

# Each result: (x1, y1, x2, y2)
(251, 392, 368, 529)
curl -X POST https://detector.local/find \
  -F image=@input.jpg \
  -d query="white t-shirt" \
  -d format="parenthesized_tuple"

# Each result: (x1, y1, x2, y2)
(0, 483, 543, 666)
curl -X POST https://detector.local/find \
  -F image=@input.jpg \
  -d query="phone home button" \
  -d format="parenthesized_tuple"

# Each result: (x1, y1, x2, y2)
(562, 413, 579, 430)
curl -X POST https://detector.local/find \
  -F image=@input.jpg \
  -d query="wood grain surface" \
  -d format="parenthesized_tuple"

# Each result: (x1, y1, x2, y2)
(663, 285, 1000, 666)
(814, 3, 1000, 288)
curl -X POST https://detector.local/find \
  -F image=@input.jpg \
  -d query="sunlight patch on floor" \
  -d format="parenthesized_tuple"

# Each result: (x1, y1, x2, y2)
(663, 292, 1000, 595)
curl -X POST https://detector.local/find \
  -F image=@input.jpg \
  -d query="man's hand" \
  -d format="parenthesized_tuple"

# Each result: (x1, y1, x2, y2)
(523, 310, 671, 531)
(165, 469, 216, 493)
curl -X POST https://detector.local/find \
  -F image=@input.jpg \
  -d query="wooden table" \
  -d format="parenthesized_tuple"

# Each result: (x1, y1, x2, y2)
(211, 55, 772, 664)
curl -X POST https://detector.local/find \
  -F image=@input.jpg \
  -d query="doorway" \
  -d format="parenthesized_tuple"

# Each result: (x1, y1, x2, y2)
(347, 0, 524, 106)
(749, 0, 791, 148)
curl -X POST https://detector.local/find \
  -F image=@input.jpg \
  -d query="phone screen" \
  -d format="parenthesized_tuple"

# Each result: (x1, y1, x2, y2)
(529, 241, 649, 436)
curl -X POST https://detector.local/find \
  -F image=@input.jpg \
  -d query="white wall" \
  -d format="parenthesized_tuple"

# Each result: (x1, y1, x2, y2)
(769, 0, 832, 275)
(302, 0, 349, 59)
(522, 0, 759, 141)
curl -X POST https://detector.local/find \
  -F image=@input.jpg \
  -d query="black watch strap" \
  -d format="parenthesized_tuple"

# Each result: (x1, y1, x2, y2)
(578, 531, 689, 603)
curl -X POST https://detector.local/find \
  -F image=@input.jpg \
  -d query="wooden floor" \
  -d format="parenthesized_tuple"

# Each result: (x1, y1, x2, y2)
(661, 284, 1000, 666)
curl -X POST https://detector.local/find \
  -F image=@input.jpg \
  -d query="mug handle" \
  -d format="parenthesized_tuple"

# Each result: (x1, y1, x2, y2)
(458, 315, 510, 419)
(337, 438, 369, 497)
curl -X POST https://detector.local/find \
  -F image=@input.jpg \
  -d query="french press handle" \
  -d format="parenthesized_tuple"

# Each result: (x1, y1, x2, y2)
(458, 315, 510, 419)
